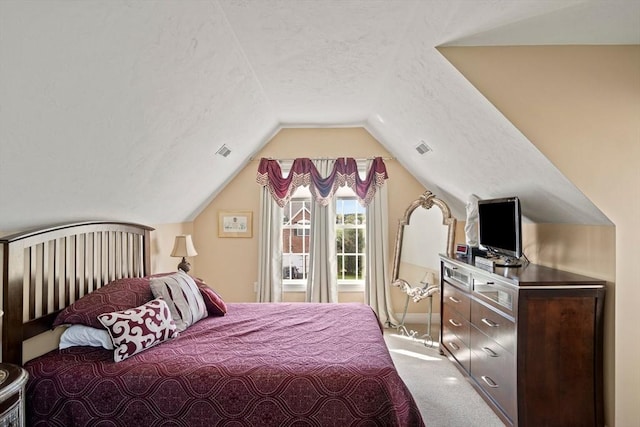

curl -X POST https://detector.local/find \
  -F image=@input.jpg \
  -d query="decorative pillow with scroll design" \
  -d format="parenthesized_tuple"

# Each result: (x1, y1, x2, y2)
(97, 298, 178, 362)
(53, 277, 153, 329)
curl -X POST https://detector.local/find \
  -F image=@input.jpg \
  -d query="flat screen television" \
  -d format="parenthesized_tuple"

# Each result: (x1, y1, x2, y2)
(477, 196, 522, 267)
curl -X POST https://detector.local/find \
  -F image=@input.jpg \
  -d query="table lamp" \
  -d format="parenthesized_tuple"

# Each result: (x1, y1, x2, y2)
(170, 235, 198, 273)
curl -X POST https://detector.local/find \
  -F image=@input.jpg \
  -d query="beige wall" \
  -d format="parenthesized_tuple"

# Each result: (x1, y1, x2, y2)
(439, 45, 639, 427)
(191, 127, 430, 318)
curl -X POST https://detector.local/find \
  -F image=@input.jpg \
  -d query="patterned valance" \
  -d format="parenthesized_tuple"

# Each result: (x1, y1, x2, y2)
(256, 157, 388, 207)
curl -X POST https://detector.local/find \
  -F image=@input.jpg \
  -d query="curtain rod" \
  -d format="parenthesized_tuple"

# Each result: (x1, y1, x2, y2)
(250, 156, 395, 162)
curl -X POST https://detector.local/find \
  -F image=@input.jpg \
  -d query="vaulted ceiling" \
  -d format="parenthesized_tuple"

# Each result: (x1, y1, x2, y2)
(1, 0, 638, 232)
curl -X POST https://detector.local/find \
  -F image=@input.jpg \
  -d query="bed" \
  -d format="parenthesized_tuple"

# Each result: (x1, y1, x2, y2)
(1, 221, 424, 426)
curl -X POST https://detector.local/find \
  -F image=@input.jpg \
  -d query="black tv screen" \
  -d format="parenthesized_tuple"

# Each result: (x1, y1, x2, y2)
(478, 197, 522, 261)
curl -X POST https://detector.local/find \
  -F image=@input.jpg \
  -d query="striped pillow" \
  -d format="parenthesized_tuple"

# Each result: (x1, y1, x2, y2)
(149, 271, 207, 332)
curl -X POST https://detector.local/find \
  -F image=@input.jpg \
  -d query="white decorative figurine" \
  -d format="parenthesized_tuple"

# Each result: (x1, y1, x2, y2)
(465, 194, 480, 247)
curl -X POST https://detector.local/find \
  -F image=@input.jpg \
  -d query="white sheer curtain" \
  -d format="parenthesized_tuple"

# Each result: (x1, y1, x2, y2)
(364, 182, 399, 326)
(306, 159, 338, 303)
(256, 186, 283, 302)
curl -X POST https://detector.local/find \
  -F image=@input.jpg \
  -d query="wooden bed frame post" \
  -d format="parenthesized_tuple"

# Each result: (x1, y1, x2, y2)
(1, 237, 25, 364)
(143, 228, 151, 279)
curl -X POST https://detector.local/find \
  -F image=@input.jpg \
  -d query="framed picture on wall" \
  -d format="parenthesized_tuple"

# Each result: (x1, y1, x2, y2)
(218, 211, 253, 238)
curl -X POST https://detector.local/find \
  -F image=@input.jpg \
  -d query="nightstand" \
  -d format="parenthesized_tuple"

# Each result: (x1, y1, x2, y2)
(0, 364, 28, 427)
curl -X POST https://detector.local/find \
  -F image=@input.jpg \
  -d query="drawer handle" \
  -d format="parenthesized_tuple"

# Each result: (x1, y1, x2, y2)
(481, 375, 499, 388)
(475, 281, 495, 286)
(448, 342, 460, 351)
(482, 347, 498, 357)
(481, 317, 499, 328)
(448, 319, 462, 327)
(448, 296, 461, 304)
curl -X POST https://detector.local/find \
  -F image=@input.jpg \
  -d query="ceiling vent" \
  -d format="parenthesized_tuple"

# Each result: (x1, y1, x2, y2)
(216, 144, 231, 158)
(415, 141, 432, 155)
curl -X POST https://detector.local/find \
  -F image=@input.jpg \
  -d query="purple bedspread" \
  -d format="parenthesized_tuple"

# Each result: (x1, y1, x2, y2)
(25, 303, 424, 426)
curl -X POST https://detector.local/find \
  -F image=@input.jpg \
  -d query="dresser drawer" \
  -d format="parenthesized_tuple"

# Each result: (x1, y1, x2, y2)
(471, 299, 515, 354)
(470, 326, 516, 422)
(442, 261, 472, 290)
(443, 303, 470, 347)
(442, 282, 470, 321)
(472, 272, 516, 317)
(442, 329, 470, 373)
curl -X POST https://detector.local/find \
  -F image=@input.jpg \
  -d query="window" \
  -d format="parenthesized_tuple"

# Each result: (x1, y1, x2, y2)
(335, 196, 366, 289)
(282, 186, 366, 292)
(282, 189, 311, 288)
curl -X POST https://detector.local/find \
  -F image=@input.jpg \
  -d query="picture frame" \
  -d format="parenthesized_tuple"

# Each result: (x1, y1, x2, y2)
(218, 211, 253, 238)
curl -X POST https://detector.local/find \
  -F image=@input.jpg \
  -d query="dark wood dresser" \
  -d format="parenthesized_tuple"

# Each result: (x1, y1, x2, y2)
(440, 255, 605, 427)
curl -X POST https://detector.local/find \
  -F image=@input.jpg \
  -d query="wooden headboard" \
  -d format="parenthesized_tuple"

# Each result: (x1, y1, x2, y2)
(0, 221, 154, 365)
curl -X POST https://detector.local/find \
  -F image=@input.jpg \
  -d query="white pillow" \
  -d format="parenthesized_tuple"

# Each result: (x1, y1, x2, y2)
(59, 324, 114, 350)
(149, 270, 207, 332)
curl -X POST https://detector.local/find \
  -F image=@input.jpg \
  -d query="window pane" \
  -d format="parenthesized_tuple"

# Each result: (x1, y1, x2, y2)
(337, 254, 365, 280)
(282, 190, 311, 282)
(336, 198, 365, 224)
(337, 229, 364, 253)
(355, 254, 365, 280)
(335, 194, 366, 283)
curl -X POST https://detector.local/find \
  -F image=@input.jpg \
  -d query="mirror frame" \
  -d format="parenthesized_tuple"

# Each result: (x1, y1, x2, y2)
(391, 190, 457, 288)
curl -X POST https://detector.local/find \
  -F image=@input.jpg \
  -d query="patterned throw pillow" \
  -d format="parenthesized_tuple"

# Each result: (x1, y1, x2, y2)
(149, 271, 207, 332)
(196, 283, 227, 316)
(98, 298, 178, 362)
(53, 277, 153, 329)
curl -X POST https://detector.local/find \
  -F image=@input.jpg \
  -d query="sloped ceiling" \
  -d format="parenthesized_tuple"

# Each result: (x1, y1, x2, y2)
(1, 0, 637, 232)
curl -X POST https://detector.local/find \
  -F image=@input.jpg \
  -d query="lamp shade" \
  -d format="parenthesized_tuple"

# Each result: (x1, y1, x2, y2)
(171, 235, 198, 258)
(420, 271, 436, 286)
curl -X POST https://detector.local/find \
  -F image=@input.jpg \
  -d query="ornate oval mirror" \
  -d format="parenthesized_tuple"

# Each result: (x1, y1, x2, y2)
(391, 190, 456, 343)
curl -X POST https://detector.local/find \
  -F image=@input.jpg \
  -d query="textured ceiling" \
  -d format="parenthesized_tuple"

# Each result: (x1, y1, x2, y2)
(1, 0, 637, 232)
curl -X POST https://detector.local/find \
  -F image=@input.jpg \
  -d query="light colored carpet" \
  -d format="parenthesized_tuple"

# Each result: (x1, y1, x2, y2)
(384, 327, 505, 427)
